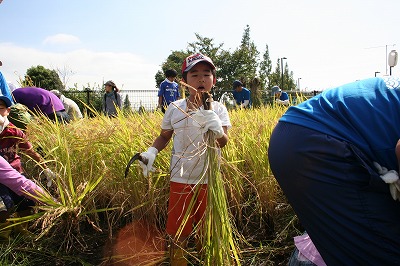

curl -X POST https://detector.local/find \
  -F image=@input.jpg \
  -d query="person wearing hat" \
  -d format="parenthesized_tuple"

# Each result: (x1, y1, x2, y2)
(157, 69, 181, 113)
(50, 90, 83, 120)
(0, 71, 14, 107)
(268, 76, 400, 265)
(232, 80, 251, 108)
(138, 52, 231, 265)
(12, 87, 70, 123)
(271, 85, 290, 105)
(0, 93, 56, 188)
(103, 80, 122, 117)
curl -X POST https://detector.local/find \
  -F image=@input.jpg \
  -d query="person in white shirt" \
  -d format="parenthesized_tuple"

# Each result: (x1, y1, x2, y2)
(50, 90, 83, 120)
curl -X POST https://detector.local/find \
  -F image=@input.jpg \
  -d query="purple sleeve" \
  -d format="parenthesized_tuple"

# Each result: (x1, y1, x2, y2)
(0, 156, 44, 201)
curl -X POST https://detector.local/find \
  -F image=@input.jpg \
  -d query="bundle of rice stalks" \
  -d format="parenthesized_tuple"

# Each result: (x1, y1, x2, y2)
(201, 92, 241, 265)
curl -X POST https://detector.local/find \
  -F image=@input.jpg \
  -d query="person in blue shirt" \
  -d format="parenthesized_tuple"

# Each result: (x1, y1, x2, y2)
(271, 85, 289, 105)
(232, 80, 251, 108)
(158, 69, 180, 113)
(0, 70, 14, 106)
(268, 76, 400, 265)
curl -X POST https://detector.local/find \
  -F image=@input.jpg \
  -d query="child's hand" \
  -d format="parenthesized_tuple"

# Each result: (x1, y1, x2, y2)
(43, 168, 56, 188)
(139, 147, 158, 177)
(192, 110, 224, 138)
(373, 161, 400, 200)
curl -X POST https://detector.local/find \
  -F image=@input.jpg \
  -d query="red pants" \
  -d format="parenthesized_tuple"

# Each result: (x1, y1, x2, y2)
(166, 181, 207, 237)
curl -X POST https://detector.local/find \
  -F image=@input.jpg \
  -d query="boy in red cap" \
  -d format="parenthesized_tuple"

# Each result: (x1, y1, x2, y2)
(139, 53, 231, 265)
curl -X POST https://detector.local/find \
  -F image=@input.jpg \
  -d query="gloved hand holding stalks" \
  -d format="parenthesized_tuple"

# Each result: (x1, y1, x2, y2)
(191, 109, 224, 139)
(43, 168, 57, 188)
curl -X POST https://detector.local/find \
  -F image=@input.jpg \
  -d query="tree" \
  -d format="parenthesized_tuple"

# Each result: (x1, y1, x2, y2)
(187, 33, 224, 60)
(233, 25, 261, 107)
(63, 83, 104, 117)
(269, 59, 283, 90)
(259, 44, 272, 89)
(155, 25, 297, 108)
(123, 94, 132, 114)
(156, 51, 188, 87)
(23, 65, 64, 91)
(55, 65, 75, 90)
(187, 33, 228, 100)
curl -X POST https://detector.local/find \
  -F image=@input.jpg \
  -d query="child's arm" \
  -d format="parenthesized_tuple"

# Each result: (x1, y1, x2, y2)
(139, 129, 173, 177)
(23, 148, 47, 168)
(152, 129, 173, 152)
(0, 156, 44, 200)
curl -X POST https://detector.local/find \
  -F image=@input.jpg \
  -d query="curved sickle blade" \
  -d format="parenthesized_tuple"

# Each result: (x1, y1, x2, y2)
(125, 153, 141, 178)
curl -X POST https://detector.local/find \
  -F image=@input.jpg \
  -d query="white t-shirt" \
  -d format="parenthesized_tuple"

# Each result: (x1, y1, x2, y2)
(162, 98, 231, 184)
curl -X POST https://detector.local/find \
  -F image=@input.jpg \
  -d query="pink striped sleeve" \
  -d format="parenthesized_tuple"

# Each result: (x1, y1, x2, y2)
(0, 156, 44, 201)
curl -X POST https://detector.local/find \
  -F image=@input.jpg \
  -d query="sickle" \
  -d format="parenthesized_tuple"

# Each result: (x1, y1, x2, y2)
(124, 153, 148, 178)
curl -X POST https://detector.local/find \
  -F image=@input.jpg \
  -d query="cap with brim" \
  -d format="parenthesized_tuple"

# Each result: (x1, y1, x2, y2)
(0, 96, 12, 107)
(50, 89, 61, 97)
(271, 86, 281, 94)
(104, 80, 116, 87)
(182, 53, 215, 74)
(232, 80, 243, 89)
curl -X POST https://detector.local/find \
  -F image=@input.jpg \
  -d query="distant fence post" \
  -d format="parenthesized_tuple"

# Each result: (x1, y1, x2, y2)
(85, 88, 93, 105)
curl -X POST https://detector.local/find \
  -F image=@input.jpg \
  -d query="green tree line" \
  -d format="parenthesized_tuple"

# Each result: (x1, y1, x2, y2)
(19, 25, 297, 110)
(155, 25, 297, 107)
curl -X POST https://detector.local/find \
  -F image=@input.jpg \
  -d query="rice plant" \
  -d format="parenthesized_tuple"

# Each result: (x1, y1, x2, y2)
(1, 98, 302, 265)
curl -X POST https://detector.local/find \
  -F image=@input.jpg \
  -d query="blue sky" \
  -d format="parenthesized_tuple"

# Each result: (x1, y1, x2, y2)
(1, 0, 400, 92)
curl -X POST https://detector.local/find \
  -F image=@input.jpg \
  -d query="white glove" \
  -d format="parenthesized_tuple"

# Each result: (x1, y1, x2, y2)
(139, 147, 158, 177)
(191, 109, 224, 139)
(43, 168, 56, 188)
(373, 161, 400, 200)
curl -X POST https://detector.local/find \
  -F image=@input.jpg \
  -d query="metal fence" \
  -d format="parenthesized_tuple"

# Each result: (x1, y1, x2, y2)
(64, 89, 159, 112)
(63, 89, 322, 113)
(120, 89, 159, 111)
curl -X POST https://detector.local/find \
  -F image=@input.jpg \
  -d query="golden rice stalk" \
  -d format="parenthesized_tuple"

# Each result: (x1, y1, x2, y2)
(201, 92, 241, 265)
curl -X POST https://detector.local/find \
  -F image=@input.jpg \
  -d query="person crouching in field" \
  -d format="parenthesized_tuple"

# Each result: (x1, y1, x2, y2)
(139, 53, 231, 265)
(0, 95, 56, 187)
(269, 76, 400, 265)
(0, 155, 45, 239)
(12, 87, 70, 123)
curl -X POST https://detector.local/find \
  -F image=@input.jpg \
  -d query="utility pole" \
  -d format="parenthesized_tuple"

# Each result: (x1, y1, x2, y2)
(280, 57, 287, 90)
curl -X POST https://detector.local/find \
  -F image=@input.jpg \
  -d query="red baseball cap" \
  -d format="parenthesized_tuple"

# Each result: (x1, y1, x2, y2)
(181, 53, 215, 74)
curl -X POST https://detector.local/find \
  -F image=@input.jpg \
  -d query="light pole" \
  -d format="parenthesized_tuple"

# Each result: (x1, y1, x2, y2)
(386, 44, 396, 75)
(374, 71, 380, 77)
(388, 50, 398, 76)
(280, 57, 287, 91)
(297, 78, 302, 90)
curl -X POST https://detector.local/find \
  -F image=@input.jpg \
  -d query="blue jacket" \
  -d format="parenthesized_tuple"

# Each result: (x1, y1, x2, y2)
(280, 77, 400, 170)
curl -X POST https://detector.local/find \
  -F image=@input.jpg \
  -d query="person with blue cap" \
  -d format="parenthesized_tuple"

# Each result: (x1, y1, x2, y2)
(271, 85, 290, 105)
(232, 80, 251, 108)
(0, 70, 14, 107)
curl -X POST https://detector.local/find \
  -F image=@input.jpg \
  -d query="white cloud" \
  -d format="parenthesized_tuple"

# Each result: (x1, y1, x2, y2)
(0, 43, 159, 90)
(43, 34, 81, 45)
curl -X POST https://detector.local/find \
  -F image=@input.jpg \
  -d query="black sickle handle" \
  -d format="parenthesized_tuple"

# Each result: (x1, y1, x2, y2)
(124, 153, 149, 178)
